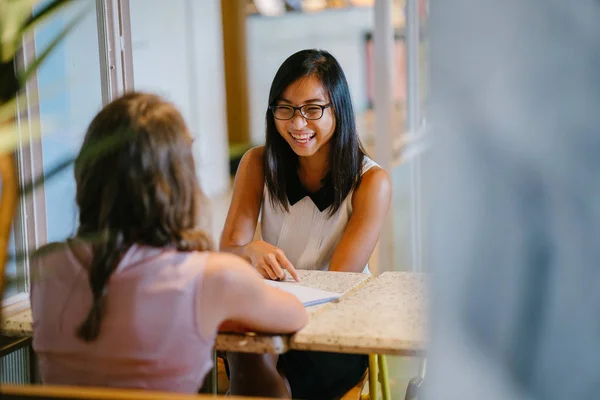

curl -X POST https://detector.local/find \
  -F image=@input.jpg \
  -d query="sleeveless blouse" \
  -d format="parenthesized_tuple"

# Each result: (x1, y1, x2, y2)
(260, 157, 379, 273)
(31, 242, 215, 393)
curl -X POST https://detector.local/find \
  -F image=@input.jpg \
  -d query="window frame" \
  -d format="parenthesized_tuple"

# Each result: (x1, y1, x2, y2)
(2, 34, 47, 314)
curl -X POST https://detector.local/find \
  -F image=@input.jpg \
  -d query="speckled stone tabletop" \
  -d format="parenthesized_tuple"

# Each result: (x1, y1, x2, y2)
(1, 308, 32, 337)
(214, 270, 371, 353)
(290, 271, 428, 356)
(1, 270, 373, 354)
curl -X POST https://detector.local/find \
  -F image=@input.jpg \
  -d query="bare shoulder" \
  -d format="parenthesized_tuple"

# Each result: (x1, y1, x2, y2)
(32, 240, 78, 264)
(357, 166, 392, 196)
(33, 241, 67, 258)
(239, 146, 265, 173)
(31, 241, 79, 283)
(351, 165, 392, 211)
(205, 251, 249, 270)
(203, 252, 258, 285)
(234, 146, 266, 194)
(246, 145, 265, 159)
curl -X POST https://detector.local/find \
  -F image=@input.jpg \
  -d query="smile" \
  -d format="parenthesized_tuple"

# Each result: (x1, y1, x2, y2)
(290, 132, 316, 142)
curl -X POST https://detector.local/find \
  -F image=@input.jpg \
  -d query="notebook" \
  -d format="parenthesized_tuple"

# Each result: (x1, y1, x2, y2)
(264, 279, 341, 307)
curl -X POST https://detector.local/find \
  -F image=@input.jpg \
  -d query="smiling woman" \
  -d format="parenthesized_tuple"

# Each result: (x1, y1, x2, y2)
(270, 76, 335, 155)
(220, 48, 392, 399)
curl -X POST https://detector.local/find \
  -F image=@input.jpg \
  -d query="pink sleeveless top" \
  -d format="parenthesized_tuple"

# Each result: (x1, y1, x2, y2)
(31, 242, 215, 393)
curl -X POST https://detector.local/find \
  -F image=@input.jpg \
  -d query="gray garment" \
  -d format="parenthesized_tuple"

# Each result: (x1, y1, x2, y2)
(426, 0, 600, 399)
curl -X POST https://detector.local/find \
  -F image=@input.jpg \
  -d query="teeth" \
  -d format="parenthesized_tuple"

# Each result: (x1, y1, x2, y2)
(291, 134, 313, 140)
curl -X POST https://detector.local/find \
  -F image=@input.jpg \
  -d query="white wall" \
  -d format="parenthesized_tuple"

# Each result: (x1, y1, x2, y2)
(129, 0, 230, 198)
(246, 7, 374, 145)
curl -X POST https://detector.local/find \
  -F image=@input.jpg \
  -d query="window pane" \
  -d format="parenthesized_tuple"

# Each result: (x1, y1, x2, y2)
(34, 2, 104, 244)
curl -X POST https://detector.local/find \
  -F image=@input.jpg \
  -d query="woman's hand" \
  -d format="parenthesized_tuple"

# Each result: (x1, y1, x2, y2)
(244, 240, 299, 281)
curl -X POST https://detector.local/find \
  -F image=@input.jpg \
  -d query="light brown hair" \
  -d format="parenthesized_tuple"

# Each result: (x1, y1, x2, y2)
(74, 92, 212, 341)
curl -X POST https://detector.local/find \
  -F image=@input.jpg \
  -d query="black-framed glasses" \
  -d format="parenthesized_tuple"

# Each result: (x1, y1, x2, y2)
(269, 103, 332, 121)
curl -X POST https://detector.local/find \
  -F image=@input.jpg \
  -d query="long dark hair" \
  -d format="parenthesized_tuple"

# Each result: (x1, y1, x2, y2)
(264, 49, 365, 217)
(74, 92, 212, 342)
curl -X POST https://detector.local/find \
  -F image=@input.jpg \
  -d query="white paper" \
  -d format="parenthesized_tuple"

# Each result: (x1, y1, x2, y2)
(264, 279, 341, 307)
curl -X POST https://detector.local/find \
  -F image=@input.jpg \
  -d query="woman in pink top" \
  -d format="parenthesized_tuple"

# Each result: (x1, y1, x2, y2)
(30, 92, 308, 394)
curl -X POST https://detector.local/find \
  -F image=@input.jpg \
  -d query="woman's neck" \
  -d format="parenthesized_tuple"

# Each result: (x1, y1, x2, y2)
(297, 151, 330, 190)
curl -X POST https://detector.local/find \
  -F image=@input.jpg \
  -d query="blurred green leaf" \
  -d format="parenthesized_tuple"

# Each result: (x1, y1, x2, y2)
(1, 1, 77, 63)
(0, 0, 37, 62)
(18, 3, 90, 88)
(19, 154, 74, 194)
(0, 91, 37, 125)
(19, 0, 75, 37)
(0, 118, 46, 155)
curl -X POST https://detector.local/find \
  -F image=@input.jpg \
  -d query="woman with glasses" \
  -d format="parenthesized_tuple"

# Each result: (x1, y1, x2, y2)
(220, 49, 391, 399)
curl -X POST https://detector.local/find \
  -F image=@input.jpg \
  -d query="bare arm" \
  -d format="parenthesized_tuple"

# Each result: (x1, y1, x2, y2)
(199, 253, 308, 337)
(220, 147, 299, 281)
(328, 167, 392, 272)
(219, 147, 265, 260)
